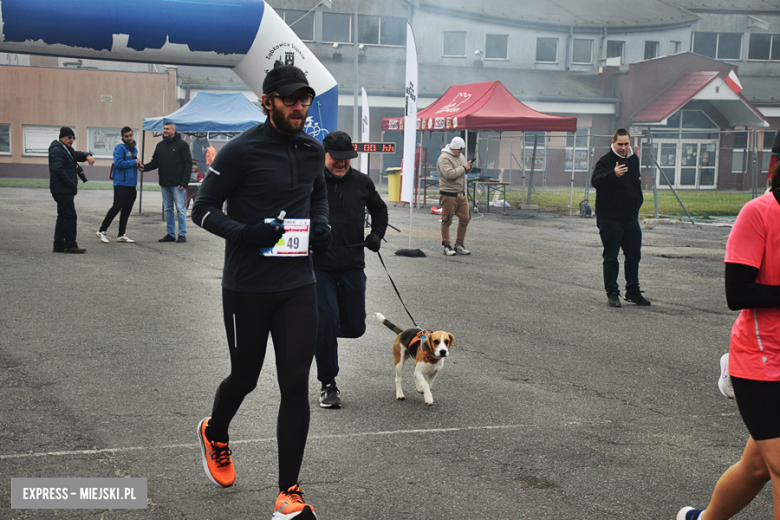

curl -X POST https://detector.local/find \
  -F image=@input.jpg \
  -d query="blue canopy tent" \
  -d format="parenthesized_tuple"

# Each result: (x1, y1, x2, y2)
(139, 92, 266, 213)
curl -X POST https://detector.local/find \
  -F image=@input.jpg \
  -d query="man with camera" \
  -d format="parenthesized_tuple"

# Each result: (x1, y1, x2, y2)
(591, 128, 650, 307)
(96, 127, 140, 244)
(437, 136, 474, 256)
(48, 126, 94, 254)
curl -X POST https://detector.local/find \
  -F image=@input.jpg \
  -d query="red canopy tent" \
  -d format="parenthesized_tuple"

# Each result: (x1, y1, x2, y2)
(382, 80, 577, 133)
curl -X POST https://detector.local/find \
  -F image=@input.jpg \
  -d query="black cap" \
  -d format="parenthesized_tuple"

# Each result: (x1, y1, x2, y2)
(323, 131, 358, 160)
(59, 126, 75, 139)
(263, 61, 315, 97)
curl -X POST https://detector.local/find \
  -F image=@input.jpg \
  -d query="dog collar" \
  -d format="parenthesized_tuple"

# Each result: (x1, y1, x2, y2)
(413, 329, 441, 364)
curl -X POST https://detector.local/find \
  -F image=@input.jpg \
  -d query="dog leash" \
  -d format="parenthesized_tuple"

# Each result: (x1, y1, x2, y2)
(376, 250, 419, 328)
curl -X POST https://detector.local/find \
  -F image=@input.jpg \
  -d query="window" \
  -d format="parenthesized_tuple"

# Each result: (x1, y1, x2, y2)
(359, 15, 379, 44)
(443, 31, 466, 57)
(748, 33, 780, 60)
(606, 41, 624, 63)
(87, 127, 139, 159)
(23, 125, 66, 156)
(536, 38, 558, 63)
(572, 39, 593, 64)
(380, 17, 406, 46)
(644, 41, 659, 60)
(693, 32, 742, 60)
(523, 132, 546, 171)
(731, 132, 748, 172)
(671, 41, 681, 54)
(323, 13, 352, 43)
(565, 130, 590, 171)
(0, 124, 9, 154)
(278, 9, 314, 41)
(485, 34, 508, 59)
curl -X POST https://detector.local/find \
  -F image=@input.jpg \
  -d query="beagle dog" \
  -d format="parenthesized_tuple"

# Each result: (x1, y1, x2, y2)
(376, 313, 454, 406)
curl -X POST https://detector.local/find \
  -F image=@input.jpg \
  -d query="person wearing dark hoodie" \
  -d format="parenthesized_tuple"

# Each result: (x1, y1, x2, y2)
(591, 128, 650, 308)
(48, 126, 94, 253)
(96, 127, 140, 244)
(313, 131, 388, 409)
(141, 121, 192, 242)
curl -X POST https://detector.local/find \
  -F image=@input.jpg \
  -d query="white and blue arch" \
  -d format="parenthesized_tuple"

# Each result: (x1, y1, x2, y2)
(0, 0, 337, 139)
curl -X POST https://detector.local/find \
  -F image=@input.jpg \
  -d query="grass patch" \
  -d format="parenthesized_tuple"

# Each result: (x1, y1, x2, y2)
(503, 188, 752, 217)
(0, 179, 159, 191)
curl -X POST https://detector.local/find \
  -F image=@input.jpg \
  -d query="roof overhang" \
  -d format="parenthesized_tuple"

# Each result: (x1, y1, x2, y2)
(632, 71, 768, 128)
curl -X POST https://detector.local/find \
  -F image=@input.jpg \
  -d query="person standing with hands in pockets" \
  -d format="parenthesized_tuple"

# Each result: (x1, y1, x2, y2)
(192, 61, 330, 520)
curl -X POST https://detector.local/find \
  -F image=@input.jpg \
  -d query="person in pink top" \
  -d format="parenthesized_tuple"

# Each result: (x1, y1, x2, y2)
(677, 165, 780, 520)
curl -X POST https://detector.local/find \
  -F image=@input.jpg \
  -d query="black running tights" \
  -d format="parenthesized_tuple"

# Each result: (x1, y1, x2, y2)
(209, 284, 317, 490)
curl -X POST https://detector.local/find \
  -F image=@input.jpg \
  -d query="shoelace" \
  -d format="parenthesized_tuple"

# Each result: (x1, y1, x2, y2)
(282, 485, 305, 504)
(210, 442, 232, 468)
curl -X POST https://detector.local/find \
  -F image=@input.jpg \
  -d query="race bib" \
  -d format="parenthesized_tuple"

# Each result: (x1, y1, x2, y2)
(261, 218, 310, 256)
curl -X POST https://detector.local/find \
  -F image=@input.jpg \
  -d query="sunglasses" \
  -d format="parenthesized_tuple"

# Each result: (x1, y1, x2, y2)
(271, 94, 314, 107)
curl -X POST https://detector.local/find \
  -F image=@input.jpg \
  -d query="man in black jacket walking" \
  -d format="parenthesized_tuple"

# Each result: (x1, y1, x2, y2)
(141, 122, 191, 242)
(49, 126, 94, 253)
(591, 128, 651, 307)
(313, 131, 388, 408)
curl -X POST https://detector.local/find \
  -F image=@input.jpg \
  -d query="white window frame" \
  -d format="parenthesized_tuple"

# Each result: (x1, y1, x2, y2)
(535, 37, 558, 63)
(693, 31, 743, 60)
(322, 12, 353, 44)
(748, 33, 780, 61)
(442, 31, 467, 57)
(0, 123, 10, 155)
(606, 40, 625, 64)
(378, 16, 406, 47)
(671, 41, 681, 54)
(571, 39, 593, 64)
(484, 34, 509, 60)
(87, 127, 140, 159)
(23, 125, 68, 157)
(644, 41, 660, 60)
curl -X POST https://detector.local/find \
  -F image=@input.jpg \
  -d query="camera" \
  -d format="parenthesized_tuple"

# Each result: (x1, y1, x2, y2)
(75, 164, 88, 183)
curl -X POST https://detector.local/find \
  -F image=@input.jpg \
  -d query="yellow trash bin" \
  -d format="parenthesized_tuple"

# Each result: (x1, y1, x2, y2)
(385, 167, 402, 203)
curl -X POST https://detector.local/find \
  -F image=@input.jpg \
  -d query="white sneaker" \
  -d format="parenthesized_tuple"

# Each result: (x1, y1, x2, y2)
(96, 230, 109, 243)
(718, 353, 734, 399)
(454, 244, 471, 255)
(443, 244, 456, 256)
(117, 235, 135, 243)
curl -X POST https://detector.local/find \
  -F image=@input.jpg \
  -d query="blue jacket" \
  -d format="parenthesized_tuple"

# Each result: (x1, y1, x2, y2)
(113, 141, 138, 187)
(48, 140, 91, 196)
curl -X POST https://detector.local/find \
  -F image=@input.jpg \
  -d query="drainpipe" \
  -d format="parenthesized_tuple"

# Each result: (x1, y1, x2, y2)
(566, 26, 573, 71)
(598, 26, 607, 68)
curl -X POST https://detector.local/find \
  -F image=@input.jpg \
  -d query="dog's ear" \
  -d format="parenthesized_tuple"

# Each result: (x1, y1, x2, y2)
(446, 333, 454, 347)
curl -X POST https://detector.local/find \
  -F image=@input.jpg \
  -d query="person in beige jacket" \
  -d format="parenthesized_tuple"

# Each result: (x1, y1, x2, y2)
(436, 136, 473, 255)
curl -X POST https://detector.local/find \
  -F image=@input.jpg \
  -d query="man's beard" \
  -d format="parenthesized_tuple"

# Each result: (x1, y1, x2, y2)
(271, 107, 307, 135)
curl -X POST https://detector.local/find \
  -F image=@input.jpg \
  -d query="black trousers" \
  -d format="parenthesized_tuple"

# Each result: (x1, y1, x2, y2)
(52, 193, 78, 248)
(596, 216, 642, 295)
(209, 284, 317, 491)
(99, 186, 137, 236)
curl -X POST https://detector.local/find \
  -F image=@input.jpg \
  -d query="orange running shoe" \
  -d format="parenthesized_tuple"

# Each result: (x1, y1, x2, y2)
(272, 484, 317, 519)
(197, 417, 235, 487)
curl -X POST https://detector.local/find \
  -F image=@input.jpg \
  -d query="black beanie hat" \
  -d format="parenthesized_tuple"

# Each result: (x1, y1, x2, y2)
(59, 126, 75, 139)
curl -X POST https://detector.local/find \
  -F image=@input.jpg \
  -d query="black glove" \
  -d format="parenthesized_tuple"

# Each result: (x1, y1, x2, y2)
(240, 221, 285, 248)
(310, 221, 332, 254)
(365, 233, 381, 253)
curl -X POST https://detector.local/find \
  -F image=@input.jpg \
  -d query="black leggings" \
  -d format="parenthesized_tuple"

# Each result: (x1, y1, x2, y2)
(209, 284, 317, 490)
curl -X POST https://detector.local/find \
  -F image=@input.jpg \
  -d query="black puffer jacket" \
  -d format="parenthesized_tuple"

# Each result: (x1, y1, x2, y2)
(143, 132, 192, 187)
(313, 167, 388, 271)
(591, 149, 643, 219)
(48, 140, 91, 195)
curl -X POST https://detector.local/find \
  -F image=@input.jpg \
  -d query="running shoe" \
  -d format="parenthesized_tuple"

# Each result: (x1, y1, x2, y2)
(117, 235, 135, 243)
(197, 417, 235, 487)
(96, 230, 109, 243)
(443, 244, 456, 256)
(718, 353, 735, 399)
(676, 506, 704, 520)
(454, 244, 471, 255)
(272, 484, 317, 519)
(319, 384, 341, 409)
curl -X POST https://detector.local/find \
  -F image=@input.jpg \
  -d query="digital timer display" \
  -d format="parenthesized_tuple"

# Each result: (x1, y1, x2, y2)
(352, 142, 396, 154)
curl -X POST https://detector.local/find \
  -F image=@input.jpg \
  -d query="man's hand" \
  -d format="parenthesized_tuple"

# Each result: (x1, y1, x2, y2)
(86, 156, 95, 166)
(365, 233, 381, 252)
(465, 160, 474, 172)
(614, 162, 627, 177)
(138, 164, 145, 171)
(241, 221, 286, 248)
(179, 185, 186, 190)
(310, 221, 332, 254)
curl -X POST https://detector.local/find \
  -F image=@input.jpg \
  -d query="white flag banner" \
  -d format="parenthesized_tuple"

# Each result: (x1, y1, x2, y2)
(401, 21, 418, 204)
(360, 86, 370, 173)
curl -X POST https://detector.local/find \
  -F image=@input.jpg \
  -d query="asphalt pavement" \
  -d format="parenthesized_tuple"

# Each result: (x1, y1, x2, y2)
(0, 187, 764, 519)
